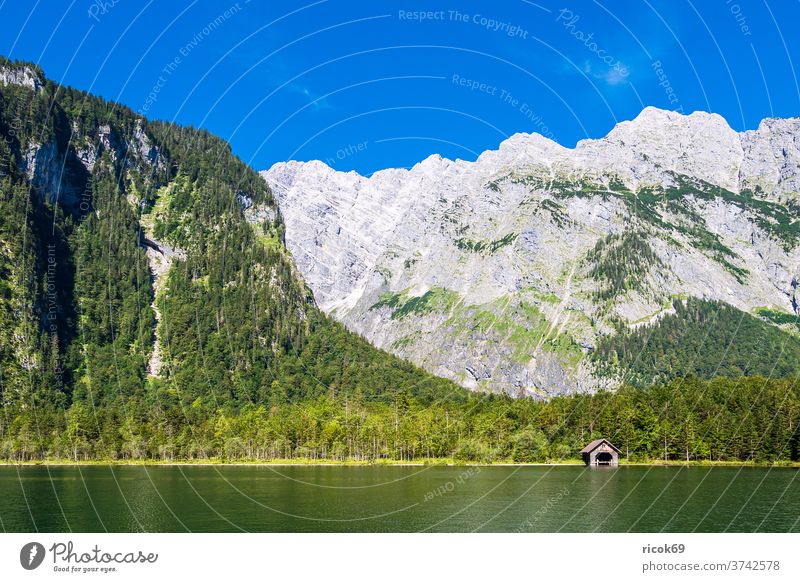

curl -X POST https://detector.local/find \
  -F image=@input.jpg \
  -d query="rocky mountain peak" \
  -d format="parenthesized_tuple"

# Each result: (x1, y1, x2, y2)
(262, 108, 800, 396)
(574, 107, 742, 191)
(0, 61, 44, 93)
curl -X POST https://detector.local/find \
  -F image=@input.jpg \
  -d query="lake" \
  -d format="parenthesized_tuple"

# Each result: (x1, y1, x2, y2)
(0, 465, 798, 532)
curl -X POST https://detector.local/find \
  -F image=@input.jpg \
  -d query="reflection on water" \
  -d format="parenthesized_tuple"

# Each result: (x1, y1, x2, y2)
(0, 465, 797, 532)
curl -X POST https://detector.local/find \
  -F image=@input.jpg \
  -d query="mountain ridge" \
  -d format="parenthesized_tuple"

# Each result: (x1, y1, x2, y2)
(270, 106, 800, 188)
(263, 106, 800, 397)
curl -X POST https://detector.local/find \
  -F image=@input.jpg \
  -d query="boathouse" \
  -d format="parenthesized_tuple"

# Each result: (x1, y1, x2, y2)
(581, 439, 620, 466)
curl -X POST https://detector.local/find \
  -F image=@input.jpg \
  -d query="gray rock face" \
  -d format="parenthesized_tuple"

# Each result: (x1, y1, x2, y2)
(22, 140, 59, 195)
(262, 108, 800, 396)
(19, 117, 165, 208)
(739, 117, 800, 202)
(0, 63, 43, 93)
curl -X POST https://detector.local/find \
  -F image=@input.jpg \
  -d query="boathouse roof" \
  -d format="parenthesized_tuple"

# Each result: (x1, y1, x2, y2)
(580, 438, 621, 454)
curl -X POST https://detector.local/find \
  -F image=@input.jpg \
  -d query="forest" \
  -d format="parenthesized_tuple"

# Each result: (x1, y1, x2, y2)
(593, 297, 800, 386)
(1, 376, 798, 464)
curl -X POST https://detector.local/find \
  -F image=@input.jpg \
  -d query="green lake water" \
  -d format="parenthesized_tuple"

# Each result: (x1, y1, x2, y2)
(0, 465, 798, 532)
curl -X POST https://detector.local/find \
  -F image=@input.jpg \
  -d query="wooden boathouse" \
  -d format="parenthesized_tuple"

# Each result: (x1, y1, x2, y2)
(581, 439, 620, 466)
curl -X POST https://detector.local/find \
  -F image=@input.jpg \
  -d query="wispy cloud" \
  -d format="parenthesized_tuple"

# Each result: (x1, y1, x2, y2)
(285, 81, 332, 110)
(583, 60, 631, 86)
(255, 56, 334, 111)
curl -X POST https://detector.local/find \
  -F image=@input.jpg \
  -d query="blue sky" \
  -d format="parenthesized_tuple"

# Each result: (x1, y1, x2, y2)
(2, 0, 798, 175)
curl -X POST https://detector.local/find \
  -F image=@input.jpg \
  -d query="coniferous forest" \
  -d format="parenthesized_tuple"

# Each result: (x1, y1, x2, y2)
(1, 58, 800, 464)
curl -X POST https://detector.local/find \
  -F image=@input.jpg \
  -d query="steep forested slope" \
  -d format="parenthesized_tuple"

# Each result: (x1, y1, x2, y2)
(0, 58, 459, 460)
(593, 298, 800, 386)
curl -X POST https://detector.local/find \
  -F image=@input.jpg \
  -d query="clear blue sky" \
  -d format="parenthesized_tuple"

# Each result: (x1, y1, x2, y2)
(2, 1, 798, 175)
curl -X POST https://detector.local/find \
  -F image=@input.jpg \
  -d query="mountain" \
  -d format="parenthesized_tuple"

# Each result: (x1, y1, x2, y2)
(2, 58, 798, 465)
(263, 107, 800, 397)
(0, 58, 462, 459)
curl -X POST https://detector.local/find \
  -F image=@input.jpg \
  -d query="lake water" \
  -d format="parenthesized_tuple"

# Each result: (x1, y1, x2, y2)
(0, 465, 798, 532)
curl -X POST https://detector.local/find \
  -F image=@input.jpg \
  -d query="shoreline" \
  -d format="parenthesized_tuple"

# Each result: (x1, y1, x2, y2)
(2, 459, 799, 468)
